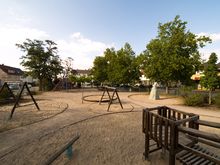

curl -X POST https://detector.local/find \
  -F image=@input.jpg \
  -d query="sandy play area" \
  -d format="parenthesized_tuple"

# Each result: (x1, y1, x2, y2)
(0, 89, 219, 165)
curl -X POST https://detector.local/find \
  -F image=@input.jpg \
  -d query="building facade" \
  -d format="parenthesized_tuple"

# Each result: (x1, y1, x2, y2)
(72, 69, 91, 77)
(0, 64, 23, 86)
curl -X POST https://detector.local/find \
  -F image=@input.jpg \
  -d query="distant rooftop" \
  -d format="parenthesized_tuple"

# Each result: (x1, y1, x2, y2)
(0, 64, 23, 75)
(203, 62, 220, 71)
(72, 69, 91, 75)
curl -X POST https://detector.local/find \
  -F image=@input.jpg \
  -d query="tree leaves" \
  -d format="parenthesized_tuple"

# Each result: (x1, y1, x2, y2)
(200, 53, 220, 90)
(144, 15, 211, 86)
(16, 39, 63, 91)
(92, 43, 139, 85)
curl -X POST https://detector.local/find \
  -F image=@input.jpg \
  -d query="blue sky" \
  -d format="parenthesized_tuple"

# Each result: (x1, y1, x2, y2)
(0, 0, 220, 69)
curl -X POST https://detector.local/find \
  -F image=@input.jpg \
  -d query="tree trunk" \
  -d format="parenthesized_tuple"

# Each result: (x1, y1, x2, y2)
(39, 79, 43, 91)
(209, 90, 212, 105)
(165, 86, 169, 94)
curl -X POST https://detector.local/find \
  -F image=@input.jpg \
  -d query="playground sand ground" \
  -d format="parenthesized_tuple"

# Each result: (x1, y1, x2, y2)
(0, 89, 219, 165)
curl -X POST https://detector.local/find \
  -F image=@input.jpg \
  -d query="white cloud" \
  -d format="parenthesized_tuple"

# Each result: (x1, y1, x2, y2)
(197, 32, 220, 42)
(57, 32, 114, 69)
(200, 48, 220, 62)
(0, 26, 49, 68)
(0, 26, 49, 45)
(0, 28, 114, 70)
(197, 32, 220, 62)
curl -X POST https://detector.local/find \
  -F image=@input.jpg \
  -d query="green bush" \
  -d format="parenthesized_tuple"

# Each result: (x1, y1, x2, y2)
(184, 93, 205, 106)
(0, 88, 12, 99)
(179, 86, 195, 97)
(214, 94, 220, 108)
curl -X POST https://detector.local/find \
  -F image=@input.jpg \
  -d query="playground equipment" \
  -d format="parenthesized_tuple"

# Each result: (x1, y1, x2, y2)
(9, 82, 40, 119)
(143, 106, 220, 165)
(81, 86, 123, 111)
(99, 86, 123, 111)
(44, 134, 80, 165)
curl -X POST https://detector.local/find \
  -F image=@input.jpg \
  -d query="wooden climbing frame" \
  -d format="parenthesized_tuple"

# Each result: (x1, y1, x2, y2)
(99, 86, 123, 111)
(142, 106, 220, 165)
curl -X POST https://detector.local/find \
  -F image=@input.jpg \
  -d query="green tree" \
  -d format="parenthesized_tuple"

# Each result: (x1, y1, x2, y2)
(16, 39, 63, 91)
(92, 43, 139, 86)
(144, 15, 211, 93)
(108, 43, 137, 85)
(200, 53, 220, 104)
(91, 56, 108, 84)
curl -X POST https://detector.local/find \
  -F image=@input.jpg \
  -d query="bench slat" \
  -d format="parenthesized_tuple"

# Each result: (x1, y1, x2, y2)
(179, 144, 220, 164)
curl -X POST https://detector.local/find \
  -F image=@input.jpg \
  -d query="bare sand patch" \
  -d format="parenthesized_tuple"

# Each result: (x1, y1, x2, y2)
(0, 90, 219, 165)
(128, 93, 184, 106)
(0, 99, 68, 132)
(0, 112, 169, 165)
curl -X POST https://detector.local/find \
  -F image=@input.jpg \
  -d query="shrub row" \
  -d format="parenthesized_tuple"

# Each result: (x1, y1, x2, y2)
(180, 86, 220, 107)
(214, 94, 220, 108)
(183, 93, 206, 106)
(0, 88, 12, 100)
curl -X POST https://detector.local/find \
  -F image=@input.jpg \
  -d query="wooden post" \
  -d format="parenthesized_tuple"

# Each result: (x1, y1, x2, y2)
(106, 88, 111, 101)
(169, 123, 176, 165)
(24, 83, 40, 110)
(144, 110, 149, 160)
(107, 89, 115, 111)
(99, 87, 106, 104)
(114, 89, 123, 109)
(9, 83, 25, 119)
(9, 82, 40, 119)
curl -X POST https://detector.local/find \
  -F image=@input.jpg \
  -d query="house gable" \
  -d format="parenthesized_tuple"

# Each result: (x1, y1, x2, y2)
(72, 69, 91, 77)
(0, 64, 24, 83)
(0, 64, 23, 76)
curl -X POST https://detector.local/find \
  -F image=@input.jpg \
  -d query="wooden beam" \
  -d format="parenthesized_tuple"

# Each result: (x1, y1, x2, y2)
(196, 120, 220, 128)
(44, 134, 80, 165)
(178, 126, 220, 143)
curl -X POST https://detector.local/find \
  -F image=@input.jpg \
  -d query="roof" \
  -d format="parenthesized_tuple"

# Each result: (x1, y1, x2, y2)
(217, 62, 220, 70)
(72, 69, 91, 75)
(0, 64, 24, 75)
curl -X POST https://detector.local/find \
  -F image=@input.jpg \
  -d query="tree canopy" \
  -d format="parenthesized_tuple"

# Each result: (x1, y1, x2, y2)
(92, 43, 140, 86)
(143, 15, 211, 91)
(16, 39, 63, 91)
(200, 52, 220, 104)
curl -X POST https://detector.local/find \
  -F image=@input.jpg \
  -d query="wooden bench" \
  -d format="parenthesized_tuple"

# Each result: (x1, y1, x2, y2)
(176, 120, 220, 165)
(142, 106, 220, 165)
(44, 134, 80, 165)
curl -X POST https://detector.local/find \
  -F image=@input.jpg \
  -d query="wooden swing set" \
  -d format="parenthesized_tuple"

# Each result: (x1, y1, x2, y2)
(99, 86, 123, 111)
(0, 82, 40, 119)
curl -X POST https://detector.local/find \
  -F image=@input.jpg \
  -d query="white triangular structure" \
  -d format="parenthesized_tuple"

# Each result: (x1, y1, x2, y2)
(149, 82, 159, 100)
